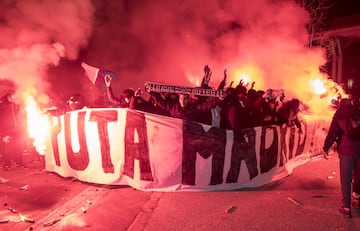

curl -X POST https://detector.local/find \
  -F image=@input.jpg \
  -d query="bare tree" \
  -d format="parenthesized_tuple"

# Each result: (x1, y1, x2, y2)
(297, 0, 334, 48)
(296, 0, 339, 76)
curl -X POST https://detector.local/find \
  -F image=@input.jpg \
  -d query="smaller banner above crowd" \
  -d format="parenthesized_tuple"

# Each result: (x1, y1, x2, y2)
(44, 108, 330, 192)
(144, 81, 225, 97)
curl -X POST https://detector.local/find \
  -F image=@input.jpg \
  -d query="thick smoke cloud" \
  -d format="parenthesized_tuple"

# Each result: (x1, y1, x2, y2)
(0, 0, 94, 103)
(87, 0, 330, 105)
(0, 0, 337, 112)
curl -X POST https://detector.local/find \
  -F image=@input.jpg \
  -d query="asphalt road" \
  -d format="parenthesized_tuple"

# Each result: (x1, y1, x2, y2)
(0, 152, 359, 231)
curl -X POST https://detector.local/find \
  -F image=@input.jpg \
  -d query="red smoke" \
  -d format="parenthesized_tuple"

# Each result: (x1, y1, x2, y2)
(0, 0, 344, 114)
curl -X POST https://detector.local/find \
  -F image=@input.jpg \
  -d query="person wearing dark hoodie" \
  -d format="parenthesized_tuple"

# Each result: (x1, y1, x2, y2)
(66, 94, 87, 111)
(276, 98, 302, 132)
(0, 93, 24, 170)
(104, 74, 134, 108)
(323, 98, 360, 218)
(149, 90, 220, 122)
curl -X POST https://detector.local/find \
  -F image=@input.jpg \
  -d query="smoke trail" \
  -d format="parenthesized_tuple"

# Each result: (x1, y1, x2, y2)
(0, 0, 94, 103)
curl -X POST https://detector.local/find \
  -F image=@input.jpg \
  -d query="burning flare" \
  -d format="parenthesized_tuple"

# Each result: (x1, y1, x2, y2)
(25, 96, 49, 155)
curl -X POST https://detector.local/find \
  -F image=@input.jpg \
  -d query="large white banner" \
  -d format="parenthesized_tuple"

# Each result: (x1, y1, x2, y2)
(44, 108, 330, 192)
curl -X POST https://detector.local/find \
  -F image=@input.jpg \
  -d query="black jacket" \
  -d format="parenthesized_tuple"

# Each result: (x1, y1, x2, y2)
(150, 92, 219, 122)
(0, 99, 20, 137)
(323, 99, 360, 156)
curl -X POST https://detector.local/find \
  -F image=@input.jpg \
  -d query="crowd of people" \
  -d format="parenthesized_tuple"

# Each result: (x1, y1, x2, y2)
(103, 65, 303, 134)
(102, 64, 360, 219)
(0, 65, 333, 173)
(2, 64, 360, 219)
(103, 66, 360, 219)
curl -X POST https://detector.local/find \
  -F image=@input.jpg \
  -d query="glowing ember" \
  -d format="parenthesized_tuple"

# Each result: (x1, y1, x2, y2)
(25, 96, 49, 155)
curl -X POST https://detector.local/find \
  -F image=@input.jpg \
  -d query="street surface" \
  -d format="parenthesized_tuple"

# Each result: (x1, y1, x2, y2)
(1, 151, 360, 231)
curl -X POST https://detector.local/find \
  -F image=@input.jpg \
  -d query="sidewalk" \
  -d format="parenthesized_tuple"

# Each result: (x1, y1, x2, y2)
(141, 154, 358, 231)
(1, 152, 360, 231)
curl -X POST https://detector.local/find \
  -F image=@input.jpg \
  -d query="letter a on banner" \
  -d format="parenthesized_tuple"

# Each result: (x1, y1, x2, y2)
(124, 110, 153, 181)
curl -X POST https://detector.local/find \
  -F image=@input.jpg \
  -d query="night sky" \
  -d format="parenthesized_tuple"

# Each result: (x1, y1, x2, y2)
(328, 0, 360, 19)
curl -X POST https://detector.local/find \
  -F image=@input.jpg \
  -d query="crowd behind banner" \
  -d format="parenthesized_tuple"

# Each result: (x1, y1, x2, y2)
(47, 65, 317, 133)
(66, 65, 314, 132)
(39, 65, 337, 191)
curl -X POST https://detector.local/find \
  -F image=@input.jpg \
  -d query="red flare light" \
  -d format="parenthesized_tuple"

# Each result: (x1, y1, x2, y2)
(25, 96, 49, 155)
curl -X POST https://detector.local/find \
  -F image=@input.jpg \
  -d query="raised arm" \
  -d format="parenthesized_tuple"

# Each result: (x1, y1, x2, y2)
(217, 68, 227, 90)
(201, 65, 212, 88)
(104, 74, 122, 106)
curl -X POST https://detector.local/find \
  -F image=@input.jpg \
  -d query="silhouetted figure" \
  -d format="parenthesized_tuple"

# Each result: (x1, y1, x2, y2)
(149, 91, 219, 122)
(66, 94, 87, 111)
(0, 93, 24, 169)
(226, 85, 251, 130)
(247, 88, 265, 127)
(323, 98, 360, 217)
(104, 74, 134, 108)
(129, 88, 170, 116)
(276, 98, 301, 131)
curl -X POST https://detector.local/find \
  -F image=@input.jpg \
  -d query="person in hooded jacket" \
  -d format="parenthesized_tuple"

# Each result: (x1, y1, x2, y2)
(149, 86, 220, 123)
(0, 93, 24, 170)
(346, 95, 360, 209)
(104, 74, 134, 108)
(323, 98, 360, 218)
(276, 98, 302, 132)
(66, 94, 87, 111)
